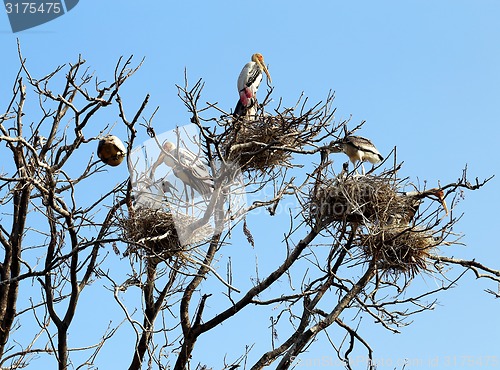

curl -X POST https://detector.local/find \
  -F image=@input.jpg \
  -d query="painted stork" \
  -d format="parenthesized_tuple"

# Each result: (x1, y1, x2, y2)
(401, 188, 449, 219)
(234, 53, 272, 118)
(150, 141, 212, 200)
(97, 135, 126, 166)
(332, 135, 383, 175)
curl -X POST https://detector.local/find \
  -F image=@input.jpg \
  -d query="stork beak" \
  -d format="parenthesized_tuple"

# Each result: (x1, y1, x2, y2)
(434, 189, 449, 216)
(262, 63, 272, 84)
(328, 141, 343, 153)
(255, 57, 272, 84)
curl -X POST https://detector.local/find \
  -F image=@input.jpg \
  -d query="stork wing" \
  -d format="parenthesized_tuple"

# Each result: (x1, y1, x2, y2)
(176, 148, 208, 177)
(174, 147, 213, 197)
(237, 62, 263, 92)
(345, 136, 383, 159)
(245, 64, 262, 88)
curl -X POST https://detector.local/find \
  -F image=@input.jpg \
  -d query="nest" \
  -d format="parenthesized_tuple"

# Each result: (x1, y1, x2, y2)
(359, 226, 438, 277)
(309, 173, 442, 277)
(223, 114, 317, 172)
(310, 174, 418, 225)
(120, 208, 213, 264)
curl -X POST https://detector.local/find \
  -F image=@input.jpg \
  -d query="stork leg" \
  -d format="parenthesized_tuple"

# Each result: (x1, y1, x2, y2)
(190, 186, 195, 213)
(352, 161, 362, 176)
(182, 183, 190, 213)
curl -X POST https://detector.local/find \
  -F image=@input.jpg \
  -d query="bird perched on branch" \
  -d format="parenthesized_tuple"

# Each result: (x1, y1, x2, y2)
(234, 53, 272, 118)
(150, 141, 212, 200)
(332, 135, 383, 175)
(388, 187, 448, 226)
(401, 188, 449, 220)
(97, 135, 126, 166)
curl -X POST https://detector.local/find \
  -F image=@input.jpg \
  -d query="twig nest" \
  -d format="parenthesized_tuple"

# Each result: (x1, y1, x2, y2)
(120, 208, 212, 263)
(97, 135, 126, 167)
(310, 175, 418, 226)
(309, 173, 442, 277)
(359, 226, 438, 277)
(223, 114, 318, 172)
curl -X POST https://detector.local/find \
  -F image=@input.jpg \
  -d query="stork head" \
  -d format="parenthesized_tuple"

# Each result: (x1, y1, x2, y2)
(162, 141, 176, 152)
(330, 140, 345, 153)
(430, 188, 449, 215)
(251, 53, 272, 84)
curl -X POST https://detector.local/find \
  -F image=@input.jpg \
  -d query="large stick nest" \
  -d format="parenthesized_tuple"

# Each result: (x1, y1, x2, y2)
(309, 173, 441, 277)
(359, 226, 439, 277)
(222, 113, 322, 172)
(120, 208, 212, 263)
(309, 175, 418, 225)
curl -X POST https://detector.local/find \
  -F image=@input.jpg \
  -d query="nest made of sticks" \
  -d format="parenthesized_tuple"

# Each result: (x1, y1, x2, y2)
(120, 208, 213, 263)
(309, 173, 442, 277)
(310, 174, 418, 225)
(223, 114, 320, 172)
(359, 226, 438, 277)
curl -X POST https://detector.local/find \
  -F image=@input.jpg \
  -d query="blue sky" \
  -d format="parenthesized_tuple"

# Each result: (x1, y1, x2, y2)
(1, 1, 499, 369)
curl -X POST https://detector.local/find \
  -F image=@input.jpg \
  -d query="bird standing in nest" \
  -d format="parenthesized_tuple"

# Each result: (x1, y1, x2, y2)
(97, 135, 126, 167)
(332, 135, 383, 175)
(234, 53, 272, 118)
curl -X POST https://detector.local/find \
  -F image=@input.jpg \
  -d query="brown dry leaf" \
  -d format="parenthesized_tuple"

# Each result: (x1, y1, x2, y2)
(243, 218, 255, 248)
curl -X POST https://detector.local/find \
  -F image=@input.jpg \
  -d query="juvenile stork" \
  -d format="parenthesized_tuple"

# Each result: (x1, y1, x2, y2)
(234, 53, 272, 118)
(97, 135, 126, 167)
(332, 135, 383, 175)
(150, 141, 212, 200)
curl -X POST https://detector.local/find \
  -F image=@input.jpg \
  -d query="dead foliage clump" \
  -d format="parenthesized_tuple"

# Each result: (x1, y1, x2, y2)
(222, 113, 323, 172)
(120, 208, 212, 263)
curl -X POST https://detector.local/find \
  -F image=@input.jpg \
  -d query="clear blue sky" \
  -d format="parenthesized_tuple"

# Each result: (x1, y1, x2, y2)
(1, 1, 499, 369)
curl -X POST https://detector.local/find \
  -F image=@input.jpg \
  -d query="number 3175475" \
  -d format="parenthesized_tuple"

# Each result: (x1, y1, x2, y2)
(5, 2, 62, 14)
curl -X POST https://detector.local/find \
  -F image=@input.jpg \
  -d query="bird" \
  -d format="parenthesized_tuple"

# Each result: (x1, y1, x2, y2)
(149, 141, 212, 200)
(387, 188, 448, 226)
(332, 135, 383, 175)
(97, 135, 126, 166)
(160, 179, 176, 195)
(234, 53, 272, 118)
(401, 188, 449, 220)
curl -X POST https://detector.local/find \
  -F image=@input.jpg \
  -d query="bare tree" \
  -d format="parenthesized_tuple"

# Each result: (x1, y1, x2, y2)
(0, 44, 146, 369)
(0, 46, 498, 370)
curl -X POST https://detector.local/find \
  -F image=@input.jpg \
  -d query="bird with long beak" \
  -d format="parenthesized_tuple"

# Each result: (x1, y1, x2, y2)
(399, 188, 449, 222)
(332, 135, 383, 175)
(97, 135, 126, 167)
(234, 53, 272, 117)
